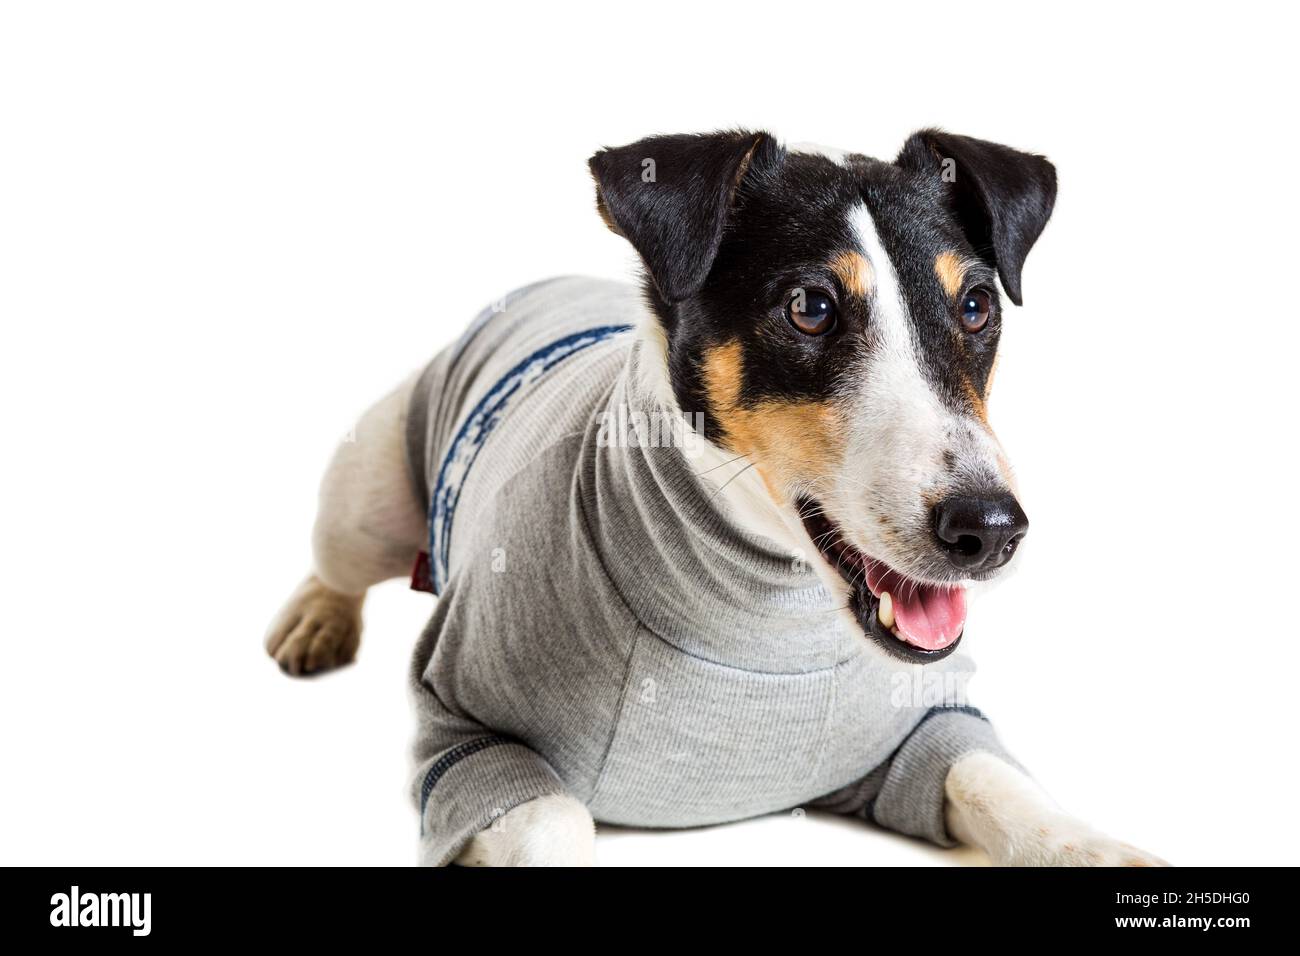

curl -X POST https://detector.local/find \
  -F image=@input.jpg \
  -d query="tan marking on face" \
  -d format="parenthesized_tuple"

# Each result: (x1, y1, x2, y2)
(985, 352, 1000, 399)
(702, 339, 745, 408)
(830, 251, 874, 298)
(702, 341, 847, 497)
(935, 250, 972, 298)
(962, 374, 989, 424)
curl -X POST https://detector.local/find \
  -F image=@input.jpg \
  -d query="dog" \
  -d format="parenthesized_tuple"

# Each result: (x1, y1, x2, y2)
(266, 128, 1166, 867)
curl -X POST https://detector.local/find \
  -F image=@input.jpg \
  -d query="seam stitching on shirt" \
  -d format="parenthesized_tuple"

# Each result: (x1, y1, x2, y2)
(587, 622, 643, 807)
(806, 656, 842, 798)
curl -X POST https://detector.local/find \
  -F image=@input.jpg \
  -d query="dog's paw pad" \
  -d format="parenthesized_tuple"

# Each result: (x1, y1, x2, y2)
(264, 576, 362, 677)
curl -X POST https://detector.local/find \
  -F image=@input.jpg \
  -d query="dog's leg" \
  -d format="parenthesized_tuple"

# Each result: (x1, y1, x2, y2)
(944, 752, 1168, 866)
(265, 374, 427, 675)
(410, 670, 596, 866)
(452, 794, 597, 867)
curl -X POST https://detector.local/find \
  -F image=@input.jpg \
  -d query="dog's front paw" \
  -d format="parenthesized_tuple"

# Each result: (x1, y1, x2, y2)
(264, 575, 363, 676)
(945, 752, 1167, 867)
(454, 794, 596, 867)
(1002, 816, 1169, 867)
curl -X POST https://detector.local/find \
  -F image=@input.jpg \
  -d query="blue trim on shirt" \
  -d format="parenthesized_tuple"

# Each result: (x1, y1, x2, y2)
(419, 736, 513, 834)
(918, 703, 987, 725)
(428, 323, 632, 592)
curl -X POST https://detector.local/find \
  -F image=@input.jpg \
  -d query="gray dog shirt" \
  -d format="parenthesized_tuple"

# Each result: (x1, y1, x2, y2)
(404, 276, 1015, 865)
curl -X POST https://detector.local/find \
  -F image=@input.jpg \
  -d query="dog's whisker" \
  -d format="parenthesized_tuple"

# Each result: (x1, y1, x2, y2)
(707, 461, 756, 502)
(693, 454, 747, 478)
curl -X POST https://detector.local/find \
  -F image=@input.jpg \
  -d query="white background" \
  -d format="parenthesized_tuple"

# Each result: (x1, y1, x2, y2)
(2, 1, 1296, 866)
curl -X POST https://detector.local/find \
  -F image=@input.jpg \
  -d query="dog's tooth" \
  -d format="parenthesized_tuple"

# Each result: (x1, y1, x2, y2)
(878, 591, 895, 630)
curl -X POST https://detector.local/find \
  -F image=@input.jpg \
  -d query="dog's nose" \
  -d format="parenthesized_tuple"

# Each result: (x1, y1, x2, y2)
(933, 493, 1029, 572)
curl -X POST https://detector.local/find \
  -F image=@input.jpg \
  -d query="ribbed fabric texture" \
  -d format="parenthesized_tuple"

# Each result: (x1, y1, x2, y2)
(870, 707, 1015, 846)
(418, 740, 566, 867)
(404, 277, 1017, 865)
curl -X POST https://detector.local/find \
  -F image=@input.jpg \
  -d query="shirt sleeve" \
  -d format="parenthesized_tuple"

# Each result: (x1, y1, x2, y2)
(810, 705, 1020, 847)
(408, 621, 569, 867)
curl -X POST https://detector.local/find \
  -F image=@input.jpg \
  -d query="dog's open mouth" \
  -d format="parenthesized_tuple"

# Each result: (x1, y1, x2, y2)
(797, 498, 966, 662)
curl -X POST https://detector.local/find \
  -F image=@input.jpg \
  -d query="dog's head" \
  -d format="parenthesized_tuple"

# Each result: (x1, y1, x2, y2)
(589, 129, 1056, 662)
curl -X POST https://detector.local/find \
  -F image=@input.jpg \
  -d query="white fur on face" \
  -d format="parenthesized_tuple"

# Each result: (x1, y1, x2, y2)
(822, 202, 1010, 584)
(635, 188, 1014, 590)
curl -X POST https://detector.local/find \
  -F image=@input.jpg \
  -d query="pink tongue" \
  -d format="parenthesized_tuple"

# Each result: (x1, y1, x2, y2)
(864, 563, 967, 651)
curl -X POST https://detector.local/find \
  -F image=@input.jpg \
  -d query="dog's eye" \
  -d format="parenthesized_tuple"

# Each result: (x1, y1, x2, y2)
(959, 288, 992, 332)
(786, 289, 837, 336)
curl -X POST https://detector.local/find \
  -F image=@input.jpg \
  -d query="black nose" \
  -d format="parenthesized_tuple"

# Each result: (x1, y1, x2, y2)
(933, 493, 1029, 572)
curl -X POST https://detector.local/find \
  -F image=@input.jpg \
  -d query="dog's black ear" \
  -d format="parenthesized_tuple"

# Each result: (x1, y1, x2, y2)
(897, 130, 1057, 306)
(589, 130, 779, 303)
